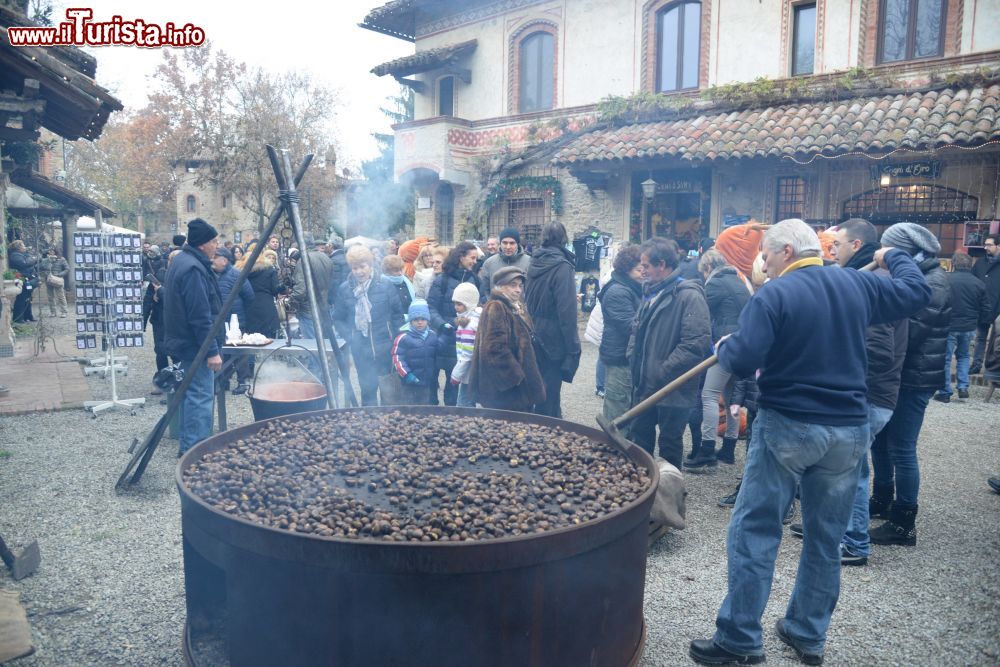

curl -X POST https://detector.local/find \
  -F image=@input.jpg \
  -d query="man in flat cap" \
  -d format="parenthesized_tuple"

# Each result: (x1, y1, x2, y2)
(163, 218, 225, 456)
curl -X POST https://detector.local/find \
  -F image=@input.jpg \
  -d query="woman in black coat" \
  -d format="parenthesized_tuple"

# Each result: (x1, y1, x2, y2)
(598, 244, 643, 420)
(333, 245, 405, 406)
(689, 249, 751, 469)
(525, 222, 581, 418)
(426, 241, 480, 406)
(8, 240, 37, 323)
(244, 249, 282, 338)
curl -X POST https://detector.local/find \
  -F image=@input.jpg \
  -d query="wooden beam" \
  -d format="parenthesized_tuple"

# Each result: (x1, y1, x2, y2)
(441, 65, 471, 84)
(394, 76, 425, 93)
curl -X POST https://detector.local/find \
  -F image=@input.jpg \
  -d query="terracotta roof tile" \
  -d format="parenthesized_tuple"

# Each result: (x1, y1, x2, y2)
(371, 39, 477, 77)
(555, 86, 1000, 165)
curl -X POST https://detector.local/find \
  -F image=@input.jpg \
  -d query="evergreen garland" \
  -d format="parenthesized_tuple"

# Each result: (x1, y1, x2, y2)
(484, 176, 563, 215)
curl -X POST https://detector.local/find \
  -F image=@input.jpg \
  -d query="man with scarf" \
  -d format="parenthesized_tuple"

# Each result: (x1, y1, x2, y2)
(820, 218, 909, 566)
(163, 219, 225, 457)
(627, 237, 711, 469)
(690, 219, 930, 666)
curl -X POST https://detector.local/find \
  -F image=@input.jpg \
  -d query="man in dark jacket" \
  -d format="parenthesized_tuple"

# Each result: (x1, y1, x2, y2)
(935, 251, 991, 402)
(327, 235, 350, 303)
(971, 234, 1000, 373)
(525, 222, 581, 418)
(291, 235, 335, 342)
(627, 237, 711, 469)
(690, 219, 930, 667)
(479, 227, 532, 298)
(163, 219, 224, 456)
(598, 244, 643, 420)
(827, 218, 909, 566)
(870, 222, 951, 548)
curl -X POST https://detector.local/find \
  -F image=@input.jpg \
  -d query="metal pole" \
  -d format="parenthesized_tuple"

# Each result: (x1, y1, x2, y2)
(116, 153, 314, 489)
(266, 146, 337, 409)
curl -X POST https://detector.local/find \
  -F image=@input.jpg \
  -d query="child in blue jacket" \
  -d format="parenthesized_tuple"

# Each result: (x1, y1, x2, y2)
(391, 301, 438, 405)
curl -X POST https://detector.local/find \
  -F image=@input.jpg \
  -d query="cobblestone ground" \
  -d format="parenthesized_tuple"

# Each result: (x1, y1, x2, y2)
(0, 310, 998, 666)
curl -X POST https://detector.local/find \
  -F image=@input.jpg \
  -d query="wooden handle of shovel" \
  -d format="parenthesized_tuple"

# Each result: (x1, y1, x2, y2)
(613, 354, 719, 429)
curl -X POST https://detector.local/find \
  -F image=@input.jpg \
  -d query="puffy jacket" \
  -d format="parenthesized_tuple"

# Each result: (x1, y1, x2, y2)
(452, 307, 481, 384)
(391, 328, 438, 384)
(946, 269, 991, 331)
(427, 267, 480, 362)
(8, 250, 37, 279)
(598, 270, 642, 366)
(525, 245, 581, 363)
(971, 255, 1000, 319)
(479, 250, 532, 298)
(628, 277, 712, 409)
(39, 256, 69, 279)
(333, 274, 404, 375)
(163, 246, 225, 361)
(900, 259, 952, 390)
(216, 263, 255, 326)
(704, 265, 750, 342)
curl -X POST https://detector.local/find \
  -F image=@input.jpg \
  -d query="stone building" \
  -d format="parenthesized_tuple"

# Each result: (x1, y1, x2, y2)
(174, 159, 259, 245)
(362, 0, 1000, 256)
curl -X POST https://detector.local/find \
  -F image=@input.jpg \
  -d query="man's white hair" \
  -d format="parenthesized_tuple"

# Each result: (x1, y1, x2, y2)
(763, 219, 821, 258)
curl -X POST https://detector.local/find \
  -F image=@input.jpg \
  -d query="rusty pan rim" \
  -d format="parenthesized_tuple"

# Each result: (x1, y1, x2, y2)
(177, 406, 658, 571)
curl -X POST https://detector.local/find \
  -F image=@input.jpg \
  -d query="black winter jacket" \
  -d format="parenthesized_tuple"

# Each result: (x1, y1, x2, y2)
(427, 267, 479, 362)
(704, 266, 750, 342)
(163, 246, 225, 361)
(327, 249, 350, 305)
(598, 270, 642, 366)
(946, 269, 991, 331)
(333, 275, 404, 375)
(246, 265, 282, 337)
(844, 246, 908, 410)
(628, 276, 712, 409)
(971, 255, 1000, 320)
(525, 246, 581, 363)
(901, 259, 951, 389)
(8, 250, 37, 280)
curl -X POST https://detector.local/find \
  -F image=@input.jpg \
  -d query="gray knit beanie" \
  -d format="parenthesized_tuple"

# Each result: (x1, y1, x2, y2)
(880, 222, 940, 257)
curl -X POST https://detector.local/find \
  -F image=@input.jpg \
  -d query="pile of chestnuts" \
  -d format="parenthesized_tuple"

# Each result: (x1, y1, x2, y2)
(183, 411, 650, 542)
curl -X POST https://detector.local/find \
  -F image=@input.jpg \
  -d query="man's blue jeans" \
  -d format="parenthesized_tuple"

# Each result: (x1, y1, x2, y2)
(841, 404, 894, 556)
(942, 330, 975, 395)
(178, 359, 216, 455)
(871, 387, 934, 507)
(713, 408, 868, 656)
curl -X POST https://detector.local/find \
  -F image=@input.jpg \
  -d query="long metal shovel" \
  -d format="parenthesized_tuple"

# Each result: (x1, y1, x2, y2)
(597, 260, 878, 453)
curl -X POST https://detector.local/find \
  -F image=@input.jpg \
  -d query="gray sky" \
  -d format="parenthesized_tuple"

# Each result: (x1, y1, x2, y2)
(52, 1, 413, 169)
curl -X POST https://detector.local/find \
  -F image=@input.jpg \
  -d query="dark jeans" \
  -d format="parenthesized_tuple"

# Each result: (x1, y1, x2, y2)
(151, 320, 169, 373)
(628, 404, 689, 469)
(430, 357, 458, 406)
(12, 287, 33, 322)
(971, 323, 991, 373)
(350, 339, 380, 406)
(871, 386, 934, 507)
(534, 352, 564, 418)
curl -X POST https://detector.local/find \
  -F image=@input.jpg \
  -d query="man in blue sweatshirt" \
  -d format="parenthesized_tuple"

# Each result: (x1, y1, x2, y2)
(690, 219, 931, 667)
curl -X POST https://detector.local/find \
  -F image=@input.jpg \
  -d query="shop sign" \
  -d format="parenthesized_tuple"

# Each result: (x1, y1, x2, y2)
(869, 160, 941, 181)
(655, 179, 702, 194)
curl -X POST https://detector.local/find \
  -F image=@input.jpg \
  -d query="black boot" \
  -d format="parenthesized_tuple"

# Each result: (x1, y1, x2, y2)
(870, 503, 917, 546)
(688, 441, 718, 473)
(869, 489, 893, 520)
(717, 437, 737, 464)
(687, 438, 702, 462)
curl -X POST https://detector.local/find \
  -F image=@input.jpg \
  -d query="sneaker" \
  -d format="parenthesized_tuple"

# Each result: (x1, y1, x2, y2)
(689, 639, 765, 665)
(775, 619, 824, 665)
(595, 388, 605, 398)
(789, 522, 803, 538)
(958, 389, 969, 399)
(840, 544, 868, 567)
(932, 392, 950, 403)
(783, 500, 797, 525)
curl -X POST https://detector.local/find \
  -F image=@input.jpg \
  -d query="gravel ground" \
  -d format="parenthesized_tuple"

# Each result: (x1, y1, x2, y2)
(1, 312, 998, 666)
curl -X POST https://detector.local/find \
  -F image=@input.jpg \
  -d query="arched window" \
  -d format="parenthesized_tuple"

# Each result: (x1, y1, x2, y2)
(185, 195, 196, 213)
(518, 31, 554, 113)
(657, 1, 701, 92)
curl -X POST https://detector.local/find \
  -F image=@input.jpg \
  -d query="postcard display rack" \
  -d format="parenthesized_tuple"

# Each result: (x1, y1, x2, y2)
(72, 230, 146, 416)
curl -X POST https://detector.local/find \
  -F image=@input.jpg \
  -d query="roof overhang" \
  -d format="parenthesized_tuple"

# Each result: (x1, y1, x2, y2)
(10, 169, 116, 217)
(371, 39, 477, 78)
(359, 0, 419, 42)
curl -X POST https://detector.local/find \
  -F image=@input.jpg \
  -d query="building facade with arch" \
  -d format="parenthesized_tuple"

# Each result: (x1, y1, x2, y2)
(363, 0, 1000, 254)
